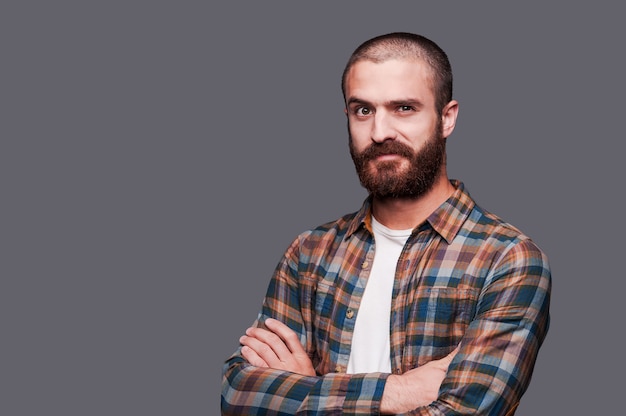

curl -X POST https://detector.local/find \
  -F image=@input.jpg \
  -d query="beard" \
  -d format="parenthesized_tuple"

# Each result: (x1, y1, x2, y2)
(349, 123, 446, 200)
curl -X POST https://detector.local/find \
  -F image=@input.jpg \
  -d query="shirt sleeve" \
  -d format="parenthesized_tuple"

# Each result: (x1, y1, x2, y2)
(221, 235, 388, 415)
(409, 238, 552, 415)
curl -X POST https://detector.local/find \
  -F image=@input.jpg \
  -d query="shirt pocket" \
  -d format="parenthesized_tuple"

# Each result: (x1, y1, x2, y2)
(304, 278, 337, 374)
(312, 280, 336, 332)
(404, 286, 479, 366)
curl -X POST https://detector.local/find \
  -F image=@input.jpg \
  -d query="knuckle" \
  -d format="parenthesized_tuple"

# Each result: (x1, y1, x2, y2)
(259, 344, 272, 354)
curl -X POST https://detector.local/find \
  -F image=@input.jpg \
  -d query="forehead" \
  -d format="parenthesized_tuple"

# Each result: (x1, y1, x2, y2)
(344, 59, 436, 106)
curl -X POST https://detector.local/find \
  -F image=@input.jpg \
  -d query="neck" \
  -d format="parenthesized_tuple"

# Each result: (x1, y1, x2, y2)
(371, 175, 455, 230)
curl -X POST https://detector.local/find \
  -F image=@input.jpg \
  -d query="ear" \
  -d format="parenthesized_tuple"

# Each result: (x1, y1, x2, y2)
(441, 100, 459, 138)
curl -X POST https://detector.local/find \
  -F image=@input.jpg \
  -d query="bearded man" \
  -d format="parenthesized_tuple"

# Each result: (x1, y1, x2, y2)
(221, 32, 551, 415)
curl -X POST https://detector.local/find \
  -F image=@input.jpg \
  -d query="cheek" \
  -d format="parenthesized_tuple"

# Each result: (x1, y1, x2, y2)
(400, 125, 435, 146)
(348, 123, 370, 149)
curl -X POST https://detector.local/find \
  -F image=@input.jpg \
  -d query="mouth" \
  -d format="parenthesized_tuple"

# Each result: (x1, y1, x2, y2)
(373, 153, 405, 162)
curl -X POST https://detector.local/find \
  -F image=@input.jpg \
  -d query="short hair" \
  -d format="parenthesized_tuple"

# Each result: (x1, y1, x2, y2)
(341, 32, 453, 115)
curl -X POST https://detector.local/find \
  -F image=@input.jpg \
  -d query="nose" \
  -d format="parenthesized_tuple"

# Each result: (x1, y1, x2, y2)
(371, 111, 395, 143)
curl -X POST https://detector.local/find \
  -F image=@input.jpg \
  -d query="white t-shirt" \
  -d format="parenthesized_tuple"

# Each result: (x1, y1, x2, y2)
(347, 216, 412, 374)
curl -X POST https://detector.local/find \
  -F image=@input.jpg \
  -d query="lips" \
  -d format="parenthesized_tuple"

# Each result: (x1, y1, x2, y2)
(373, 153, 405, 162)
(361, 142, 414, 162)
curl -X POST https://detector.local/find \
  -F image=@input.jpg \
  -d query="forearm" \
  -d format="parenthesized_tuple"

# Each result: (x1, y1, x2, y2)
(381, 374, 421, 415)
(221, 354, 388, 415)
(394, 331, 541, 416)
(221, 355, 318, 415)
(380, 347, 459, 414)
(404, 240, 551, 415)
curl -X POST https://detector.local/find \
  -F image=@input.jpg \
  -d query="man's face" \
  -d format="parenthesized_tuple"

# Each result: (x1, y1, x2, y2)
(344, 59, 446, 199)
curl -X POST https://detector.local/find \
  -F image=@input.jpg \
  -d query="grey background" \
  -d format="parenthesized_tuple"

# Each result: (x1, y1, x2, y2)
(2, 1, 623, 415)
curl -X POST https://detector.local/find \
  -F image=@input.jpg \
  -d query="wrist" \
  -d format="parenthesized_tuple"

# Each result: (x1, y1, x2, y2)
(380, 374, 406, 414)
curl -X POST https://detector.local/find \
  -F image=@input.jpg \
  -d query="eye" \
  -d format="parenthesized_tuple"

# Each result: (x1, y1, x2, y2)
(398, 105, 414, 112)
(355, 107, 372, 116)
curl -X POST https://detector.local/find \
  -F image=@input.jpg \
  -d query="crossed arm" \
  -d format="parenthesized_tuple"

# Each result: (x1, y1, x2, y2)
(240, 318, 458, 414)
(222, 237, 551, 415)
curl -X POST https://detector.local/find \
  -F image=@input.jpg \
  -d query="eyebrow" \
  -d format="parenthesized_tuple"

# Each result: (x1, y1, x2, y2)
(346, 97, 370, 107)
(346, 97, 425, 109)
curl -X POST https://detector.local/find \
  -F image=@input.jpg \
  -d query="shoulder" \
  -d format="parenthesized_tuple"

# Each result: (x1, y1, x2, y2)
(296, 197, 371, 244)
(278, 205, 369, 267)
(295, 210, 362, 248)
(463, 202, 541, 250)
(462, 203, 551, 279)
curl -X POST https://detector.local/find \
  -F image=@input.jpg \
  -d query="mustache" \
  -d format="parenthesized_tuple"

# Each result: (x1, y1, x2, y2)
(359, 141, 414, 161)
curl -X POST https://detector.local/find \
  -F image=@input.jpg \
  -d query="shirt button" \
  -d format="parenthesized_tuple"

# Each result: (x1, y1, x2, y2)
(362, 261, 369, 268)
(346, 309, 354, 319)
(335, 365, 343, 373)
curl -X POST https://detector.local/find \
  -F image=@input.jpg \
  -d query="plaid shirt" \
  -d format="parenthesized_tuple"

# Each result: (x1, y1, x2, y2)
(222, 181, 551, 415)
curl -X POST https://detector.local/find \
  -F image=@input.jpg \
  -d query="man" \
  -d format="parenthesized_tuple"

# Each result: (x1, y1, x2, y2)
(221, 32, 551, 415)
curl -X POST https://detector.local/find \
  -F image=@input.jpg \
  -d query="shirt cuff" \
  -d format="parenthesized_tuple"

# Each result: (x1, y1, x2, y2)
(344, 372, 389, 414)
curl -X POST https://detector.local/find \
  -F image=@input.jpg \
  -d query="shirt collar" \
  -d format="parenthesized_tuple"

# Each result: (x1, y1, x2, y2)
(345, 180, 475, 244)
(426, 180, 475, 244)
(345, 197, 374, 239)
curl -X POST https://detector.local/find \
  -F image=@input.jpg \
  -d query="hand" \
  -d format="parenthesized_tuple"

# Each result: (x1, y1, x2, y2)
(239, 318, 316, 376)
(381, 346, 459, 414)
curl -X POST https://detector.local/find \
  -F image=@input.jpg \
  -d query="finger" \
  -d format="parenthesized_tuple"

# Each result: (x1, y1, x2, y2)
(239, 334, 283, 367)
(245, 327, 293, 364)
(241, 345, 269, 368)
(264, 318, 306, 355)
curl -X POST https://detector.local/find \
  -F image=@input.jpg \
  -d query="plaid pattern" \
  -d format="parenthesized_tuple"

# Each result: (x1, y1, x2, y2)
(222, 181, 551, 415)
